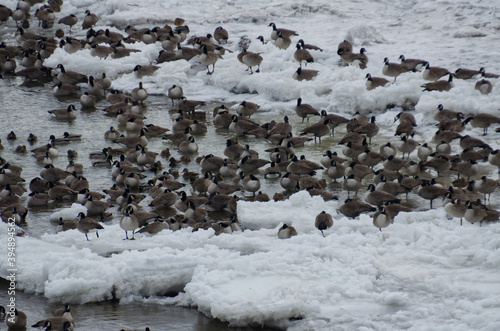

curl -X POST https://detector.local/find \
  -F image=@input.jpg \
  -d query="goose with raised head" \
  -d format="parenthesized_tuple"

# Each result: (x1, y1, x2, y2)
(365, 73, 389, 90)
(268, 22, 298, 41)
(200, 44, 220, 74)
(422, 62, 450, 81)
(295, 98, 320, 122)
(382, 57, 410, 81)
(294, 42, 314, 67)
(77, 212, 104, 240)
(398, 54, 428, 71)
(464, 113, 500, 135)
(300, 119, 332, 143)
(237, 50, 263, 74)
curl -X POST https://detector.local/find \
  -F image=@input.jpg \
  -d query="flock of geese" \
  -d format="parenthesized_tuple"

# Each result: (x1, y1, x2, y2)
(1, 0, 500, 329)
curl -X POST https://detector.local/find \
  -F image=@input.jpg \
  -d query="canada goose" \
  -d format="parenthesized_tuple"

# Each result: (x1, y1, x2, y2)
(278, 172, 298, 191)
(398, 55, 428, 71)
(80, 92, 96, 108)
(167, 85, 183, 106)
(77, 212, 103, 240)
(463, 201, 487, 225)
(53, 304, 75, 325)
(488, 150, 500, 174)
(161, 31, 179, 51)
(82, 192, 108, 216)
(365, 184, 400, 207)
(237, 101, 259, 118)
(40, 164, 69, 183)
(131, 82, 148, 103)
(382, 57, 410, 81)
(0, 5, 12, 24)
(345, 161, 373, 181)
(268, 22, 298, 41)
(228, 115, 259, 135)
(295, 98, 320, 122)
(396, 135, 419, 159)
(444, 198, 467, 225)
(238, 155, 270, 173)
(421, 73, 454, 92)
(375, 175, 409, 197)
(422, 63, 450, 81)
(177, 136, 198, 154)
(199, 44, 220, 74)
(454, 67, 485, 80)
(133, 64, 160, 78)
(473, 176, 499, 203)
(82, 9, 98, 29)
(474, 79, 493, 94)
(176, 43, 201, 61)
(59, 37, 82, 54)
(353, 116, 379, 145)
(212, 26, 229, 44)
(58, 14, 78, 34)
(237, 50, 263, 74)
(137, 220, 169, 234)
(292, 67, 319, 81)
(299, 119, 332, 142)
(240, 174, 260, 195)
(432, 129, 462, 144)
(459, 135, 486, 149)
(464, 113, 500, 135)
(417, 143, 433, 161)
(377, 142, 396, 160)
(416, 180, 449, 208)
(56, 218, 78, 233)
(90, 42, 115, 59)
(14, 66, 53, 82)
(338, 47, 368, 68)
(274, 31, 292, 50)
(199, 154, 224, 173)
(287, 155, 323, 176)
(119, 206, 139, 240)
(342, 174, 361, 198)
(149, 188, 177, 207)
(357, 149, 383, 168)
(114, 128, 149, 148)
(277, 223, 298, 239)
(294, 43, 314, 67)
(29, 177, 50, 193)
(365, 73, 389, 90)
(48, 183, 76, 200)
(422, 155, 450, 176)
(6, 309, 27, 330)
(55, 64, 87, 85)
(324, 160, 344, 181)
(53, 82, 80, 97)
(339, 199, 376, 219)
(266, 116, 292, 137)
(315, 211, 333, 237)
(372, 207, 393, 231)
(450, 159, 478, 180)
(184, 200, 208, 222)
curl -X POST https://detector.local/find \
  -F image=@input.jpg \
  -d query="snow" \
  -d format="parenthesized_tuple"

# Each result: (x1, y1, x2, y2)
(1, 0, 500, 329)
